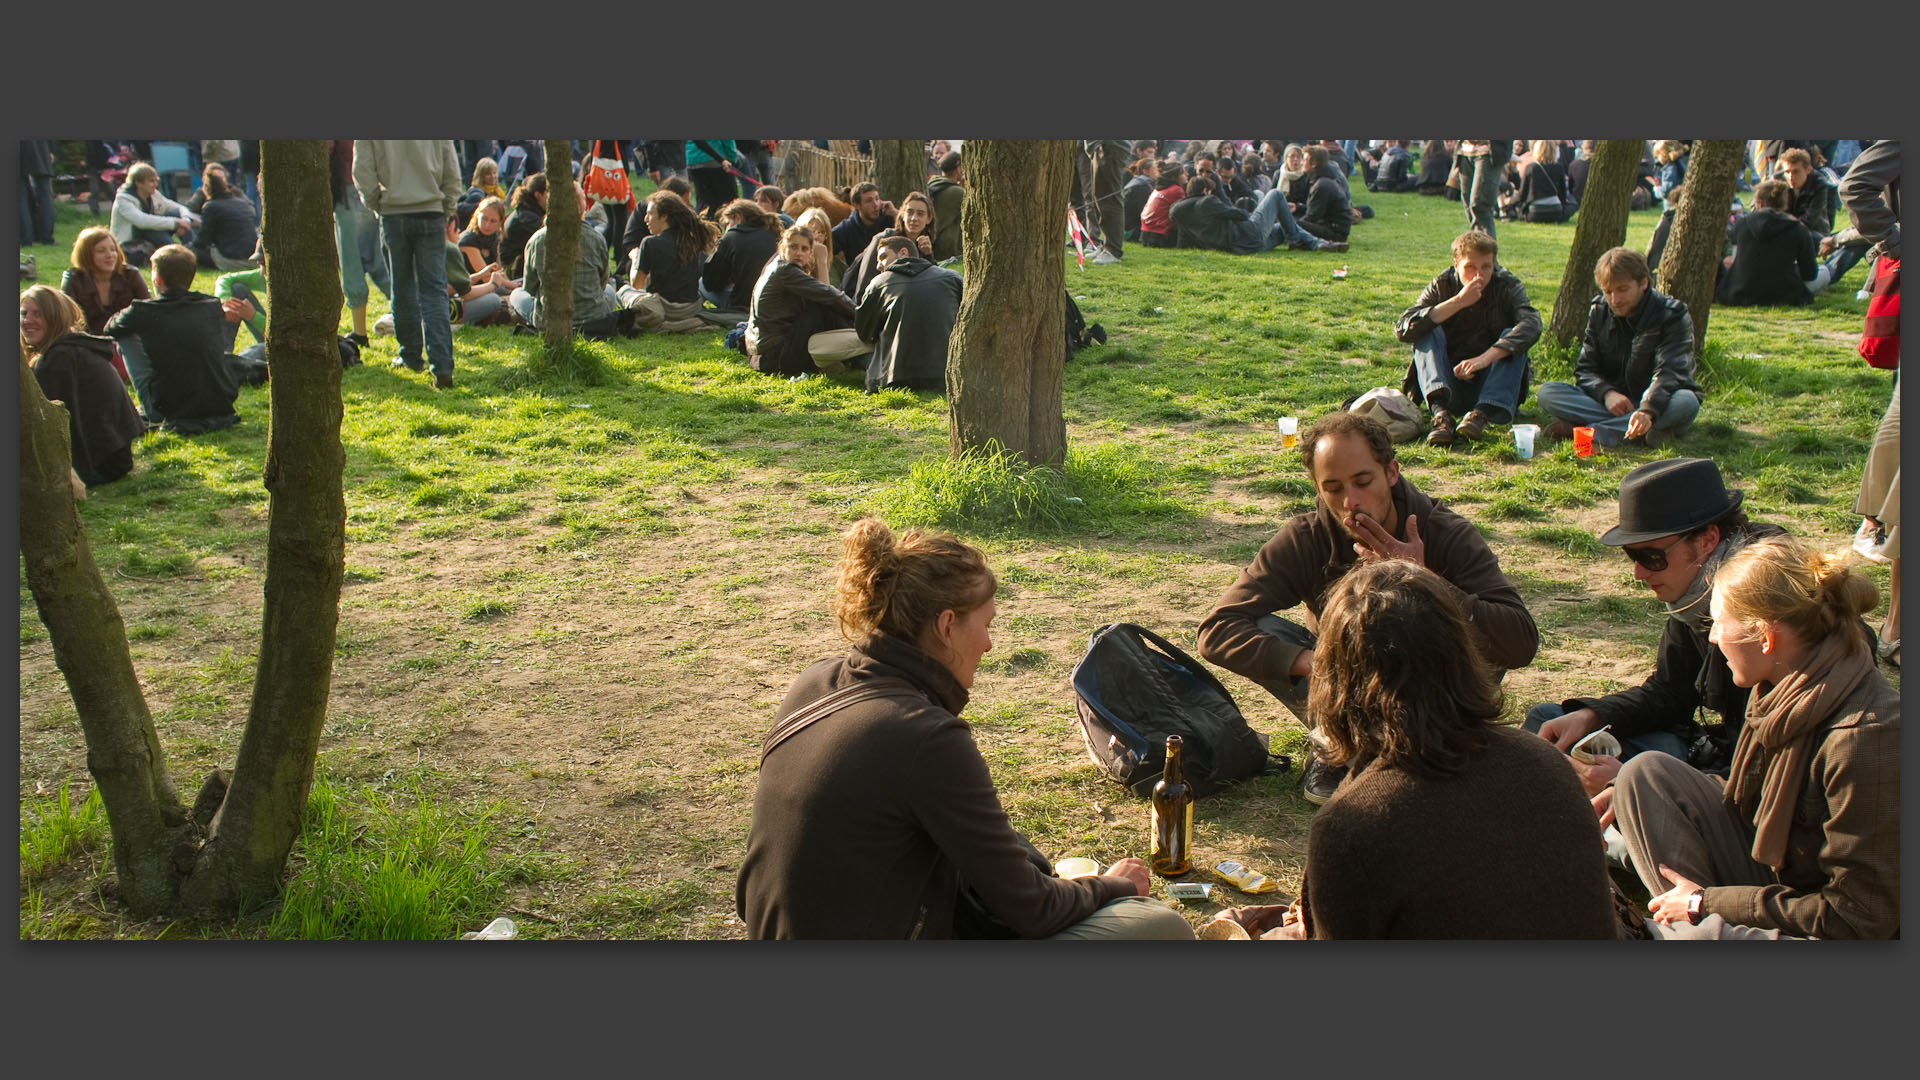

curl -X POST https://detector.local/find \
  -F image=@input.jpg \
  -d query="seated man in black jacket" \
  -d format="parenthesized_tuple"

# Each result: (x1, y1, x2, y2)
(1715, 179, 1823, 307)
(1168, 175, 1346, 255)
(1296, 146, 1353, 244)
(1394, 230, 1541, 446)
(1536, 247, 1703, 446)
(855, 236, 964, 394)
(102, 244, 242, 434)
(1526, 458, 1782, 808)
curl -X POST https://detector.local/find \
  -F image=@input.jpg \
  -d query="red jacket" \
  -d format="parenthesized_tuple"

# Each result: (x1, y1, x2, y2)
(1140, 183, 1185, 236)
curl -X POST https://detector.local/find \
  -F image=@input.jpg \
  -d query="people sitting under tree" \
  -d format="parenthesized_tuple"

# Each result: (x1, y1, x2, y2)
(1536, 247, 1703, 446)
(508, 182, 622, 338)
(700, 197, 783, 315)
(617, 190, 722, 334)
(1207, 560, 1615, 940)
(1394, 230, 1542, 447)
(21, 285, 146, 489)
(499, 172, 548, 282)
(1612, 534, 1899, 940)
(1168, 174, 1346, 256)
(855, 235, 963, 395)
(743, 226, 866, 377)
(1196, 411, 1537, 805)
(102, 244, 242, 434)
(111, 161, 199, 268)
(734, 517, 1195, 940)
(1716, 179, 1825, 307)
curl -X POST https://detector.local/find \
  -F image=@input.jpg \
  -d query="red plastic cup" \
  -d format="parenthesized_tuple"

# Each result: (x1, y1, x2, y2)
(1573, 426, 1595, 457)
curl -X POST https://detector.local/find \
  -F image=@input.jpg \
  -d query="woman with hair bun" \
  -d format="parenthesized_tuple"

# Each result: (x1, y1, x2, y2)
(735, 518, 1194, 940)
(1613, 535, 1900, 939)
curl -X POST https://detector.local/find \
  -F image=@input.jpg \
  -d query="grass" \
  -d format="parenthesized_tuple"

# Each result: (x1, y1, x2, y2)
(19, 172, 1898, 938)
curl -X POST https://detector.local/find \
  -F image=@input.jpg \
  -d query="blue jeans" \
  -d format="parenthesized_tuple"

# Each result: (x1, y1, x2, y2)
(1825, 241, 1870, 288)
(1464, 153, 1499, 238)
(334, 186, 391, 310)
(1523, 703, 1690, 763)
(698, 280, 735, 310)
(382, 211, 453, 376)
(119, 335, 159, 424)
(20, 173, 56, 244)
(1249, 188, 1322, 251)
(1536, 382, 1701, 443)
(1411, 327, 1528, 423)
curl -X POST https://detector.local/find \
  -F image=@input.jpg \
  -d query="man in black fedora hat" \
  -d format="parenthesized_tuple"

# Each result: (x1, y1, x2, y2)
(1525, 458, 1782, 818)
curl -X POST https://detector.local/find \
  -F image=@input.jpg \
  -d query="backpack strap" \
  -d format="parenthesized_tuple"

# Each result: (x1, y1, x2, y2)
(760, 677, 921, 765)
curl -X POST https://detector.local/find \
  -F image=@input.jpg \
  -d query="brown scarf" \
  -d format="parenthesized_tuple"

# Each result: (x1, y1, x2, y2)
(1724, 634, 1874, 870)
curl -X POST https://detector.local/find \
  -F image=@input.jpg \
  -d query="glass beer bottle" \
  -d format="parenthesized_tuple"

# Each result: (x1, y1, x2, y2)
(1151, 735, 1194, 876)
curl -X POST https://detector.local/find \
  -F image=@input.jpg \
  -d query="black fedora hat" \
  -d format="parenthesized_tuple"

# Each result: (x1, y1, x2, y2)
(1600, 458, 1744, 546)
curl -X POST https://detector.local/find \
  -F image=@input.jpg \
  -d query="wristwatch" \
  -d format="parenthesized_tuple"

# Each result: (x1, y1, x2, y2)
(1686, 889, 1704, 925)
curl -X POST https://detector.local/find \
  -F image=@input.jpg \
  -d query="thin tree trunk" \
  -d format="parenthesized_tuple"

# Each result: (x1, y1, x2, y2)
(1548, 140, 1645, 345)
(180, 140, 347, 914)
(19, 363, 192, 917)
(947, 140, 1074, 468)
(1655, 139, 1745, 355)
(539, 139, 580, 356)
(872, 140, 927, 210)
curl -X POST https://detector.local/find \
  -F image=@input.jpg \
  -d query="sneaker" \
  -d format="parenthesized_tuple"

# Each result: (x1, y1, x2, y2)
(1456, 409, 1491, 441)
(1878, 637, 1900, 668)
(1301, 754, 1348, 806)
(1318, 240, 1350, 253)
(373, 313, 394, 336)
(1543, 419, 1576, 441)
(1091, 249, 1122, 265)
(1854, 518, 1892, 564)
(1427, 408, 1456, 447)
(391, 356, 425, 373)
(433, 371, 454, 390)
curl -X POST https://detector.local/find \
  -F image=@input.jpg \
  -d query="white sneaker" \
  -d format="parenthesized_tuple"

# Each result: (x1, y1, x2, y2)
(1853, 518, 1892, 564)
(1091, 249, 1122, 265)
(373, 313, 395, 336)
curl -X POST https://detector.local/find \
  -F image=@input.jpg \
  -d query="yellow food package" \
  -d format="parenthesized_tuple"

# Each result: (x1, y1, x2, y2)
(1214, 859, 1278, 894)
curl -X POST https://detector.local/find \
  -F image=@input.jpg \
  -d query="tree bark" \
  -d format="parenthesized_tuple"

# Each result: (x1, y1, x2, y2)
(1655, 139, 1745, 355)
(947, 140, 1074, 468)
(19, 363, 193, 917)
(871, 140, 928, 209)
(539, 139, 580, 356)
(1548, 140, 1645, 345)
(180, 140, 347, 914)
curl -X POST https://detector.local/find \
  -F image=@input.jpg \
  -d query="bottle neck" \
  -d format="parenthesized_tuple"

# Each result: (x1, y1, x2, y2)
(1163, 739, 1185, 784)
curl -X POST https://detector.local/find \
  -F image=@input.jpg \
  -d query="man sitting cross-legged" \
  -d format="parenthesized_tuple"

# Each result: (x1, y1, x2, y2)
(1394, 229, 1541, 447)
(1196, 412, 1538, 805)
(1536, 247, 1703, 446)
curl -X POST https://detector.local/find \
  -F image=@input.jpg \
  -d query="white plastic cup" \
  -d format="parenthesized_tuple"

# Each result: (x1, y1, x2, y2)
(1512, 424, 1539, 459)
(1278, 416, 1299, 449)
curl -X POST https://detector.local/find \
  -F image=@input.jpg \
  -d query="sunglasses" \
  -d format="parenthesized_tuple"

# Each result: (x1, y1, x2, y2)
(1621, 534, 1687, 571)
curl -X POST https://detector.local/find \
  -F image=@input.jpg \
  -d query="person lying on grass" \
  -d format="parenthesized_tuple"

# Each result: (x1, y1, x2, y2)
(1206, 560, 1616, 939)
(1167, 174, 1346, 256)
(1196, 411, 1538, 807)
(735, 518, 1196, 940)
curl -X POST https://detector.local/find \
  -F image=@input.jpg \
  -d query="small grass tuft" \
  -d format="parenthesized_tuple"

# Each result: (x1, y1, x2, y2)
(20, 783, 108, 883)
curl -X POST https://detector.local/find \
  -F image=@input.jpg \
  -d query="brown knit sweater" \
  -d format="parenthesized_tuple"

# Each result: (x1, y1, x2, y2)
(1300, 726, 1617, 939)
(736, 633, 1135, 939)
(1197, 477, 1538, 686)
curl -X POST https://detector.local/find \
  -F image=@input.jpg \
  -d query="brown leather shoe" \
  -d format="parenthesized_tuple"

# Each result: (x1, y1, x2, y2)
(1456, 409, 1492, 441)
(1543, 419, 1576, 440)
(1427, 409, 1456, 446)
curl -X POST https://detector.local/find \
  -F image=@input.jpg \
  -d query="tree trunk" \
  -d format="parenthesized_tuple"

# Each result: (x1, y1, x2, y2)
(539, 139, 580, 356)
(178, 140, 348, 914)
(872, 140, 927, 209)
(1548, 140, 1646, 345)
(947, 140, 1074, 468)
(19, 363, 193, 917)
(1655, 139, 1745, 355)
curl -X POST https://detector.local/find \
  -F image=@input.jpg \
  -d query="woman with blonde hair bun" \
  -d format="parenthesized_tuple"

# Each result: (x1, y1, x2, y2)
(1612, 534, 1900, 939)
(735, 518, 1193, 940)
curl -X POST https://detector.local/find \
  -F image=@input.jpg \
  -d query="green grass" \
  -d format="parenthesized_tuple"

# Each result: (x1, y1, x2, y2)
(19, 172, 1898, 938)
(20, 784, 109, 883)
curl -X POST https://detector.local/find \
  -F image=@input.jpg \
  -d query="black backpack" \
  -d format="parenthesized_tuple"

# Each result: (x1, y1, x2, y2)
(1070, 623, 1283, 797)
(1064, 291, 1105, 354)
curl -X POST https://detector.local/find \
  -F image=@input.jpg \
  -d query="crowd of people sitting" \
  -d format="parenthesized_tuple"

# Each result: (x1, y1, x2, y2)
(21, 139, 1900, 941)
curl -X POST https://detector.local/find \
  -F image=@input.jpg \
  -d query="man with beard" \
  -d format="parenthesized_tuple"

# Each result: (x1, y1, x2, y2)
(1197, 412, 1538, 804)
(831, 182, 897, 268)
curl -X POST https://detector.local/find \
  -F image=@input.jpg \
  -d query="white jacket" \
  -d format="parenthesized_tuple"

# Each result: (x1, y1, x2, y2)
(111, 184, 199, 243)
